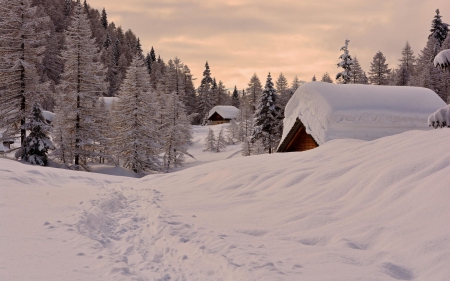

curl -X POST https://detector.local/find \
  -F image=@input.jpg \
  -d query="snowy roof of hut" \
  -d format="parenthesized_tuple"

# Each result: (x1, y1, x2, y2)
(208, 106, 240, 120)
(42, 110, 55, 123)
(434, 49, 450, 69)
(280, 82, 447, 147)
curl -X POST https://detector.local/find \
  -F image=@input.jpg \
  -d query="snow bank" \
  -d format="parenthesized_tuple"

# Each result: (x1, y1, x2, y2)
(208, 105, 240, 119)
(282, 82, 447, 145)
(434, 49, 450, 69)
(1, 129, 450, 280)
(428, 104, 450, 128)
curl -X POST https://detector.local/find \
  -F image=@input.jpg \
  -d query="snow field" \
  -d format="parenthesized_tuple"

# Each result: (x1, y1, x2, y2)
(0, 128, 449, 280)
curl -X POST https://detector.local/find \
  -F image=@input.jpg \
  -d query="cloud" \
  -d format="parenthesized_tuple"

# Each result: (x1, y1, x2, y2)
(90, 0, 449, 88)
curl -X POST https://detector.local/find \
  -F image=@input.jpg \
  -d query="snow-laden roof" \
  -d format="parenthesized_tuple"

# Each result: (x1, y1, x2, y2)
(42, 110, 55, 122)
(281, 82, 447, 146)
(428, 104, 450, 128)
(208, 106, 240, 120)
(99, 97, 119, 109)
(434, 49, 450, 69)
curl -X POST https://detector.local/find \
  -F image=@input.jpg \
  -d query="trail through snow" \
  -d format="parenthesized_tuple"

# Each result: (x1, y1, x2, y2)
(0, 129, 449, 280)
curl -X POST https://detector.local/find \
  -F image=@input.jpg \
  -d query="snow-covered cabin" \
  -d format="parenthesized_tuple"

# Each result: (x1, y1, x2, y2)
(434, 49, 450, 70)
(277, 82, 447, 152)
(207, 106, 240, 125)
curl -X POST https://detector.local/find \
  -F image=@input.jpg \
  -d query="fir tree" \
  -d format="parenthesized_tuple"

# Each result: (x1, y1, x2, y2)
(162, 92, 193, 172)
(101, 8, 108, 29)
(368, 51, 391, 85)
(241, 138, 251, 156)
(145, 52, 153, 74)
(276, 73, 290, 109)
(54, 3, 106, 169)
(351, 57, 365, 84)
(252, 73, 281, 154)
(321, 73, 333, 83)
(204, 128, 216, 152)
(231, 86, 240, 108)
(16, 103, 54, 166)
(112, 54, 161, 173)
(246, 74, 263, 112)
(136, 37, 143, 57)
(216, 128, 227, 152)
(291, 76, 302, 93)
(238, 90, 254, 143)
(197, 62, 214, 124)
(396, 42, 416, 86)
(216, 80, 229, 105)
(336, 39, 353, 84)
(312, 75, 316, 81)
(226, 119, 240, 144)
(0, 0, 50, 148)
(429, 9, 449, 47)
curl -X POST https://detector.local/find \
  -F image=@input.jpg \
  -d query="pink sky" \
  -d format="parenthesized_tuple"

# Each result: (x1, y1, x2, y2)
(90, 0, 449, 89)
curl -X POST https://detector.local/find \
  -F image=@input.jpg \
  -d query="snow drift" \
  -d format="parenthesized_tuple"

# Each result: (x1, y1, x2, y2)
(282, 82, 446, 146)
(1, 129, 450, 280)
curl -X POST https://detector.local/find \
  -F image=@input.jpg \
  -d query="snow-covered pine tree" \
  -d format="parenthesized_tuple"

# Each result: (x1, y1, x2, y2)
(336, 39, 353, 84)
(246, 73, 263, 112)
(429, 9, 449, 48)
(101, 8, 108, 29)
(291, 76, 302, 93)
(251, 139, 265, 155)
(182, 65, 198, 118)
(237, 89, 254, 143)
(210, 78, 218, 107)
(0, 0, 50, 148)
(226, 118, 239, 144)
(197, 62, 214, 124)
(231, 86, 240, 108)
(16, 103, 54, 166)
(321, 73, 333, 83)
(217, 80, 229, 105)
(216, 128, 227, 152)
(395, 42, 416, 86)
(351, 57, 365, 84)
(162, 92, 193, 172)
(252, 73, 281, 154)
(241, 138, 251, 156)
(112, 54, 161, 173)
(204, 128, 216, 152)
(54, 3, 106, 170)
(276, 73, 290, 109)
(368, 51, 391, 85)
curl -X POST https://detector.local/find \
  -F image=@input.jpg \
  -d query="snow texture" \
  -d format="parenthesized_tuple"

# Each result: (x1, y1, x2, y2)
(433, 49, 450, 69)
(208, 105, 240, 120)
(98, 97, 119, 110)
(0, 129, 449, 280)
(428, 104, 450, 128)
(282, 82, 447, 146)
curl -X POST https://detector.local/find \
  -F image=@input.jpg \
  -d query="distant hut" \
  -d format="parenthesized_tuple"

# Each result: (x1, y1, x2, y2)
(207, 106, 240, 125)
(277, 82, 447, 152)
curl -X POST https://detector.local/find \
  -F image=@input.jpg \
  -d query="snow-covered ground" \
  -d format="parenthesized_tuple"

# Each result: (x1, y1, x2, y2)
(1, 128, 450, 280)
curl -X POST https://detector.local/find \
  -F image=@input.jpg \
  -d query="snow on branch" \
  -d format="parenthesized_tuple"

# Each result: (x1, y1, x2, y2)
(428, 104, 450, 128)
(434, 49, 450, 70)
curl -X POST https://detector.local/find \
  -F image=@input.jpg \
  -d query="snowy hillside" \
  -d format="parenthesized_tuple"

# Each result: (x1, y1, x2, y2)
(1, 129, 449, 280)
